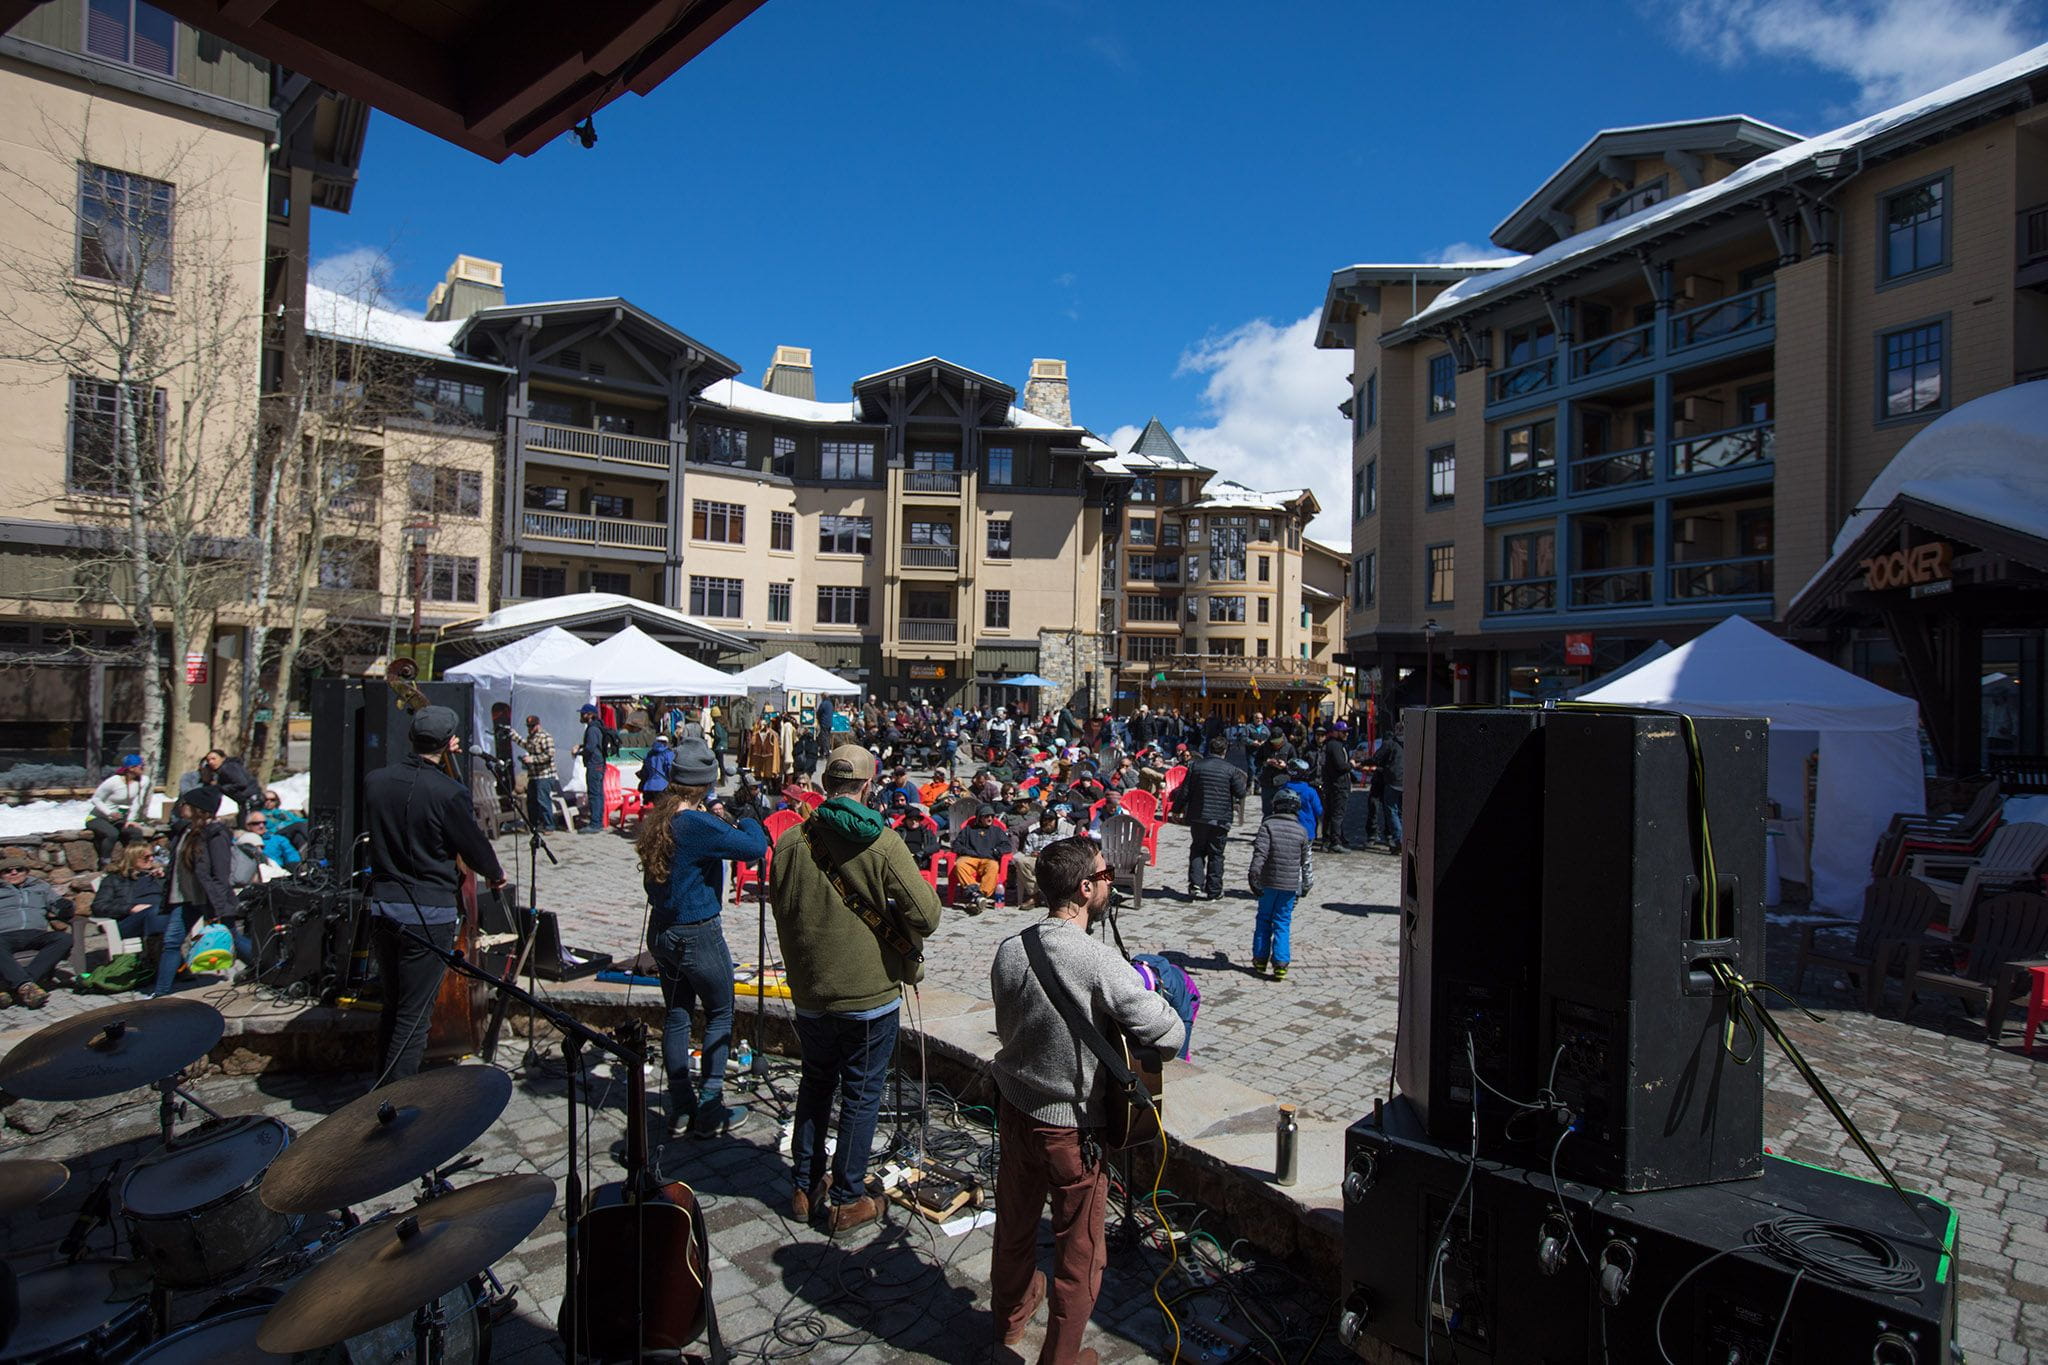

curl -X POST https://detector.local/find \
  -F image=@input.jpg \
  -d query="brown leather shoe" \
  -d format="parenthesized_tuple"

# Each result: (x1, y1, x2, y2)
(826, 1194, 883, 1234)
(1001, 1270, 1047, 1347)
(791, 1179, 828, 1223)
(15, 983, 47, 1009)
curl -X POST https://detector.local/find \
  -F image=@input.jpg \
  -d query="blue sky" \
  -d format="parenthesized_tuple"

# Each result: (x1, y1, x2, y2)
(312, 0, 2045, 543)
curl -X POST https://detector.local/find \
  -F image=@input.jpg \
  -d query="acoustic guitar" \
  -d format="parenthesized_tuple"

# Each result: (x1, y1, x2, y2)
(557, 1020, 712, 1357)
(1106, 1034, 1165, 1150)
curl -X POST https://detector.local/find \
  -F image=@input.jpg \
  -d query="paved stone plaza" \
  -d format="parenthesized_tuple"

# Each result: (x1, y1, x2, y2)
(2, 789, 2044, 1362)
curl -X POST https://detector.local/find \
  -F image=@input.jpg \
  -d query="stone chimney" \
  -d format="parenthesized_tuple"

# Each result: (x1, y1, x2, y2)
(424, 255, 505, 321)
(762, 345, 815, 399)
(1022, 358, 1070, 425)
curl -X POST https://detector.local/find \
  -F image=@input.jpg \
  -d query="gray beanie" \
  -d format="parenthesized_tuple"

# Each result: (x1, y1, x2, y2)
(669, 738, 719, 785)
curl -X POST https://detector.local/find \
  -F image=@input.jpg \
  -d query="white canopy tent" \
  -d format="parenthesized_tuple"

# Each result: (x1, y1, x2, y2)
(1579, 615, 1922, 916)
(443, 626, 595, 756)
(527, 625, 747, 701)
(727, 652, 862, 697)
(1563, 640, 1672, 699)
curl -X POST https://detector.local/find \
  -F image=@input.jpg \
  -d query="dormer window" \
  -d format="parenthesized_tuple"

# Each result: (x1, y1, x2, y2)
(1598, 176, 1667, 225)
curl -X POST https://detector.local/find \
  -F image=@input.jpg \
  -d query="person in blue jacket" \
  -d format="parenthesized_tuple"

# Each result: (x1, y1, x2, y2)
(1282, 759, 1323, 842)
(574, 703, 607, 832)
(636, 738, 764, 1139)
(638, 735, 674, 799)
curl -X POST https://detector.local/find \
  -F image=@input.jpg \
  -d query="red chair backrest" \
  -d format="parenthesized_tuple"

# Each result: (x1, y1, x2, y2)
(794, 790, 824, 810)
(765, 809, 805, 843)
(1121, 789, 1158, 825)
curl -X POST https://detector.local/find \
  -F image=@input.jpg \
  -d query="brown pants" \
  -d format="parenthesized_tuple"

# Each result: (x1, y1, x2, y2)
(992, 1097, 1106, 1364)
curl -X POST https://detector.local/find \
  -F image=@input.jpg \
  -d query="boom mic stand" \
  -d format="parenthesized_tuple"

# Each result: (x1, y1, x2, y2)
(519, 824, 560, 1073)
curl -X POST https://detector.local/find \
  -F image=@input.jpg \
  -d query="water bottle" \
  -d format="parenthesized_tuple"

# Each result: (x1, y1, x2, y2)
(1274, 1104, 1299, 1186)
(735, 1041, 753, 1069)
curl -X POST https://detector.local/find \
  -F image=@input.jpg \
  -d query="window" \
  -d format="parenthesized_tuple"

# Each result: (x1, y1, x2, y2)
(520, 564, 565, 598)
(587, 493, 633, 520)
(66, 378, 163, 495)
(688, 575, 743, 618)
(1127, 635, 1174, 662)
(596, 413, 638, 435)
(1186, 595, 1201, 621)
(1129, 477, 1155, 503)
(984, 590, 1010, 630)
(986, 447, 1014, 485)
(1354, 460, 1377, 520)
(907, 520, 953, 546)
(1256, 596, 1270, 623)
(1127, 594, 1176, 622)
(694, 424, 748, 467)
(1254, 516, 1275, 542)
(1358, 551, 1376, 608)
(819, 440, 876, 480)
(1212, 639, 1245, 658)
(1363, 372, 1378, 431)
(1161, 521, 1181, 549)
(1186, 517, 1201, 543)
(1882, 175, 1948, 282)
(524, 484, 568, 511)
(1156, 478, 1181, 503)
(411, 376, 489, 427)
(77, 165, 174, 293)
(588, 570, 631, 596)
(770, 510, 794, 552)
(1428, 445, 1456, 505)
(530, 395, 578, 425)
(987, 519, 1012, 560)
(1427, 544, 1454, 605)
(1429, 352, 1457, 416)
(1209, 595, 1246, 623)
(1128, 516, 1156, 547)
(1208, 515, 1248, 581)
(1501, 420, 1555, 472)
(424, 554, 478, 603)
(1127, 554, 1176, 583)
(85, 0, 175, 75)
(1257, 555, 1271, 583)
(1186, 553, 1201, 583)
(1503, 322, 1556, 366)
(771, 435, 796, 477)
(1258, 638, 1270, 657)
(1500, 530, 1555, 581)
(1880, 320, 1946, 420)
(318, 540, 376, 591)
(767, 582, 791, 623)
(910, 449, 956, 471)
(410, 466, 483, 518)
(904, 589, 950, 620)
(691, 499, 744, 544)
(818, 515, 873, 555)
(1598, 177, 1666, 224)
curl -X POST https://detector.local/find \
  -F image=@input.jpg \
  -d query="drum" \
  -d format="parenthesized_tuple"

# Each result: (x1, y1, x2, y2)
(0, 1260, 149, 1364)
(119, 1116, 301, 1289)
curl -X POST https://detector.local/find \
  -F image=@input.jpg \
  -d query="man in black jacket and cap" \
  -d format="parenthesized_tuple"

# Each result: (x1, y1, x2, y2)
(361, 705, 506, 1085)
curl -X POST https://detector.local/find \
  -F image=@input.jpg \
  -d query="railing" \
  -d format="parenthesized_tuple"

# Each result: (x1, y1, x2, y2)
(525, 420, 672, 469)
(1489, 354, 1557, 403)
(1486, 464, 1557, 508)
(1569, 568, 1653, 607)
(899, 618, 958, 643)
(902, 543, 958, 569)
(1671, 421, 1773, 478)
(1488, 577, 1557, 613)
(325, 492, 377, 518)
(1137, 654, 1328, 678)
(521, 510, 669, 551)
(1311, 625, 1331, 642)
(1570, 324, 1653, 381)
(1668, 283, 1775, 352)
(2021, 202, 2048, 270)
(1670, 555, 1773, 600)
(904, 469, 962, 493)
(1570, 445, 1653, 493)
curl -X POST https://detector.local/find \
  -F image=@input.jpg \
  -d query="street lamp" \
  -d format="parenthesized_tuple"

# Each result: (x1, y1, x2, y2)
(1423, 618, 1440, 708)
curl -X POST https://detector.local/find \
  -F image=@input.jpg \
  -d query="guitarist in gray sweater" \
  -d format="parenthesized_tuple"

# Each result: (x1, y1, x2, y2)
(988, 838, 1182, 1365)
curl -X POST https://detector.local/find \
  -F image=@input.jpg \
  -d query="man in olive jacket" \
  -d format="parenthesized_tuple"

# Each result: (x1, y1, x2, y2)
(770, 744, 944, 1234)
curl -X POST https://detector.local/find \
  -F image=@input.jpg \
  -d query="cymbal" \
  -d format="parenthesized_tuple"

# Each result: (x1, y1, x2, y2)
(0, 999, 224, 1101)
(0, 1158, 67, 1212)
(259, 1066, 513, 1214)
(255, 1173, 554, 1352)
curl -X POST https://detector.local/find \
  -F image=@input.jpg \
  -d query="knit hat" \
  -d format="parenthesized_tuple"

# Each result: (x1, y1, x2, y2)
(669, 738, 718, 785)
(182, 787, 223, 816)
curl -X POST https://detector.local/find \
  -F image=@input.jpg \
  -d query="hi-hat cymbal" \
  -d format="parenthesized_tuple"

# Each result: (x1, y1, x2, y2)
(0, 999, 224, 1101)
(0, 1158, 67, 1212)
(255, 1173, 554, 1353)
(259, 1066, 513, 1215)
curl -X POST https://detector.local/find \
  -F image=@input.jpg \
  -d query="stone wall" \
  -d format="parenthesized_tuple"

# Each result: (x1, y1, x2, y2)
(1035, 627, 1105, 712)
(1, 829, 101, 916)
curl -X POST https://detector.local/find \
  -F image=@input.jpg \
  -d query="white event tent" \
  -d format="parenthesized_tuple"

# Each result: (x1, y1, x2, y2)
(527, 624, 747, 702)
(1578, 615, 1922, 916)
(728, 651, 862, 697)
(444, 626, 595, 757)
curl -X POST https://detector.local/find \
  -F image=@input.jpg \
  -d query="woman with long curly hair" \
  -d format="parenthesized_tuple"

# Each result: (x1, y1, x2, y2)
(636, 738, 764, 1140)
(154, 787, 253, 996)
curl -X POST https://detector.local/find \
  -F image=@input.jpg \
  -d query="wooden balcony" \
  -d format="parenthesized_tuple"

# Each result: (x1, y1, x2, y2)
(902, 469, 964, 496)
(899, 618, 958, 643)
(521, 510, 668, 552)
(524, 420, 673, 471)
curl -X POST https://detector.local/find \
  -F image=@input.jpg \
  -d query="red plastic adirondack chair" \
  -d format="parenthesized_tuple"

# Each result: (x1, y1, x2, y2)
(732, 807, 804, 902)
(600, 764, 642, 828)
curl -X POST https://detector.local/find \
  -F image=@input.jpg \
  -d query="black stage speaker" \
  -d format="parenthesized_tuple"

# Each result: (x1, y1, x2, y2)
(1338, 1097, 1959, 1365)
(310, 678, 476, 880)
(1539, 711, 1767, 1191)
(252, 882, 345, 995)
(1393, 706, 1551, 1144)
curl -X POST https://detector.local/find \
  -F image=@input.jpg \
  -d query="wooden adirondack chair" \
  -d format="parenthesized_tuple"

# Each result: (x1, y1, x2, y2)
(1099, 812, 1149, 911)
(1898, 891, 2048, 1042)
(1792, 876, 1942, 1011)
(1911, 820, 2048, 931)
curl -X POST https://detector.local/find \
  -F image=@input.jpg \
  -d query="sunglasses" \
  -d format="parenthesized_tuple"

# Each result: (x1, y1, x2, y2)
(1082, 868, 1117, 886)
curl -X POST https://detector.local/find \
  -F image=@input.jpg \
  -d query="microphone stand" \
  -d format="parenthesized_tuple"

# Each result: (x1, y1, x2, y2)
(522, 825, 559, 1071)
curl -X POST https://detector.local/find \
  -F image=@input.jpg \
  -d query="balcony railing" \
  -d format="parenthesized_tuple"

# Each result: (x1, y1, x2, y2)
(1569, 568, 1653, 607)
(521, 510, 669, 551)
(1486, 464, 1557, 508)
(525, 420, 672, 469)
(1569, 324, 1653, 381)
(1488, 577, 1557, 613)
(1131, 654, 1328, 678)
(1570, 445, 1653, 493)
(1668, 283, 1775, 352)
(1670, 555, 1773, 601)
(899, 618, 958, 643)
(1671, 421, 1774, 479)
(904, 469, 962, 494)
(902, 543, 958, 569)
(1490, 354, 1557, 403)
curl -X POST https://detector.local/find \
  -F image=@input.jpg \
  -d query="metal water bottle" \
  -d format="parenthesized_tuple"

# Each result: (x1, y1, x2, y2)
(1275, 1103, 1299, 1186)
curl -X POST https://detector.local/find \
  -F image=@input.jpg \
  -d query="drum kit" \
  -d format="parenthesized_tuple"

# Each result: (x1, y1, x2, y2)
(0, 998, 551, 1364)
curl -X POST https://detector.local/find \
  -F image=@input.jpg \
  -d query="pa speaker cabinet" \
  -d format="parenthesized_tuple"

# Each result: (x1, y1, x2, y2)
(1538, 710, 1766, 1191)
(1393, 706, 1551, 1143)
(309, 678, 477, 879)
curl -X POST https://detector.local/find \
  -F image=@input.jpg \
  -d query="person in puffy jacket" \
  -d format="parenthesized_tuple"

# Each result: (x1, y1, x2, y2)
(1246, 788, 1313, 980)
(639, 735, 674, 799)
(1172, 738, 1248, 901)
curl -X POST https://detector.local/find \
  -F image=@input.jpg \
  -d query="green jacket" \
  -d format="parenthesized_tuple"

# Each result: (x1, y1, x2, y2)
(770, 797, 943, 1015)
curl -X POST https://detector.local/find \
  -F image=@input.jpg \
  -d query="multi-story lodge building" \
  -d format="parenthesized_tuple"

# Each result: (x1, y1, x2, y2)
(1319, 46, 2048, 749)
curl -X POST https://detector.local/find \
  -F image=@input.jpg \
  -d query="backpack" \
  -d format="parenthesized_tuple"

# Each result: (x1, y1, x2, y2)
(230, 840, 264, 888)
(602, 726, 621, 758)
(78, 952, 153, 994)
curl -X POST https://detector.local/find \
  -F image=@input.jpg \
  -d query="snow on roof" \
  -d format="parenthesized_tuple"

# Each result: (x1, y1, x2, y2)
(698, 377, 859, 423)
(1402, 43, 2048, 333)
(1300, 582, 1342, 602)
(1182, 480, 1313, 512)
(303, 283, 504, 369)
(1336, 259, 1529, 273)
(458, 592, 750, 650)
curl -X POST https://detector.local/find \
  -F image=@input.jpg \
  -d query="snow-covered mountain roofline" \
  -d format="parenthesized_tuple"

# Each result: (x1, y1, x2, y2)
(1315, 262, 1526, 351)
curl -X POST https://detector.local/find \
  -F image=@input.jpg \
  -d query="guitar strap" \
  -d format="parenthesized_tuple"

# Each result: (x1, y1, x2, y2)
(1020, 923, 1142, 1107)
(800, 820, 922, 965)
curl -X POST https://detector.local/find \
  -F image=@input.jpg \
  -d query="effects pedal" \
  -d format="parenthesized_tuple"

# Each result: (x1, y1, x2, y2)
(1180, 1314, 1251, 1363)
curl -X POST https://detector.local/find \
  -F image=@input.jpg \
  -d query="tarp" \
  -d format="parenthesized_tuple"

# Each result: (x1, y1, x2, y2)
(727, 651, 861, 696)
(526, 624, 746, 699)
(993, 673, 1060, 688)
(1563, 641, 1671, 699)
(1579, 615, 1923, 916)
(444, 626, 596, 755)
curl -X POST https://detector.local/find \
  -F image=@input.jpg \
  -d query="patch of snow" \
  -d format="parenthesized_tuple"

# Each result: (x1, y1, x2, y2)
(303, 284, 501, 369)
(697, 378, 859, 423)
(0, 800, 90, 840)
(270, 772, 311, 811)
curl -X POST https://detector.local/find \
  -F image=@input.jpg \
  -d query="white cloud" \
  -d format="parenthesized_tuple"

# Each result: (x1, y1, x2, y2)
(1661, 0, 2044, 108)
(1425, 241, 1525, 266)
(309, 245, 414, 314)
(1132, 312, 1353, 545)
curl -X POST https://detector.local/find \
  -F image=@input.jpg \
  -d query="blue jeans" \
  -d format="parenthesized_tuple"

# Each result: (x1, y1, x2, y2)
(792, 1006, 900, 1206)
(1254, 888, 1297, 965)
(152, 905, 254, 996)
(527, 776, 560, 831)
(1373, 787, 1404, 845)
(650, 917, 735, 1126)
